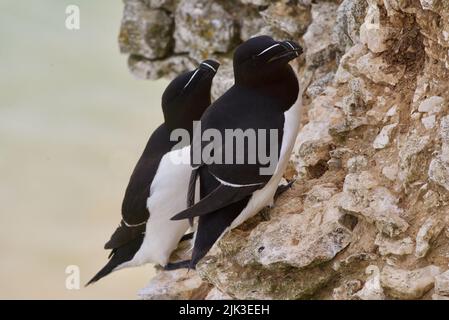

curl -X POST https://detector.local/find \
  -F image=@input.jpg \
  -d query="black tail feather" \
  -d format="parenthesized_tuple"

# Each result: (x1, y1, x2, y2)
(85, 252, 118, 286)
(104, 222, 145, 250)
(191, 199, 249, 268)
(86, 234, 144, 286)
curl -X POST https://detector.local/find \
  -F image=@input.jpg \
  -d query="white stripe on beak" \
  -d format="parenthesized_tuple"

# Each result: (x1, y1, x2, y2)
(183, 69, 200, 89)
(256, 43, 281, 56)
(285, 41, 299, 57)
(201, 62, 217, 73)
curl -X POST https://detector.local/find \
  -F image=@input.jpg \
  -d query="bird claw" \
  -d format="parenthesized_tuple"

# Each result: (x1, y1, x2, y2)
(274, 179, 296, 199)
(163, 259, 192, 271)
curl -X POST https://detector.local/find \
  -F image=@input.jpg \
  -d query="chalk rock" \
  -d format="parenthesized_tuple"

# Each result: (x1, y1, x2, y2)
(307, 73, 335, 98)
(239, 9, 266, 41)
(362, 187, 409, 237)
(340, 172, 409, 237)
(380, 265, 442, 299)
(260, 1, 311, 37)
(304, 183, 339, 209)
(174, 0, 236, 60)
(138, 269, 211, 300)
(429, 157, 449, 191)
(197, 240, 337, 299)
(347, 155, 368, 173)
(143, 0, 177, 11)
(303, 2, 339, 68)
(334, 44, 368, 84)
(128, 55, 196, 80)
(297, 140, 331, 168)
(332, 280, 363, 300)
(354, 265, 385, 300)
(375, 234, 414, 256)
(205, 287, 234, 300)
(420, 0, 439, 11)
(293, 100, 339, 174)
(210, 58, 233, 101)
(386, 105, 398, 117)
(428, 116, 449, 190)
(329, 115, 368, 139)
(439, 116, 449, 156)
(239, 0, 270, 6)
(356, 53, 406, 86)
(359, 0, 396, 53)
(235, 209, 353, 269)
(415, 217, 444, 258)
(398, 133, 431, 185)
(119, 1, 173, 59)
(373, 123, 397, 149)
(422, 115, 436, 129)
(333, 0, 368, 54)
(434, 270, 449, 296)
(382, 164, 399, 181)
(418, 96, 445, 114)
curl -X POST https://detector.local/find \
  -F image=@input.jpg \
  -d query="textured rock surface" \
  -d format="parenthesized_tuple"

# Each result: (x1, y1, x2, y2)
(138, 269, 211, 300)
(380, 265, 442, 299)
(121, 0, 449, 299)
(353, 265, 385, 300)
(434, 270, 449, 297)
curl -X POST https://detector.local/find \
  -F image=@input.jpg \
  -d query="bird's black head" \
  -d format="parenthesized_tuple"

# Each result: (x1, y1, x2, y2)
(233, 35, 303, 87)
(162, 60, 220, 132)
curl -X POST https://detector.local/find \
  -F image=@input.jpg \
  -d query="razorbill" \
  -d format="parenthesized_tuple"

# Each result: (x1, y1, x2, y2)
(87, 60, 220, 285)
(171, 36, 303, 267)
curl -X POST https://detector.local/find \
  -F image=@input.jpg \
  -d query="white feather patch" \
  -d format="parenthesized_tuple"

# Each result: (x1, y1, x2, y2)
(116, 146, 193, 269)
(229, 92, 302, 229)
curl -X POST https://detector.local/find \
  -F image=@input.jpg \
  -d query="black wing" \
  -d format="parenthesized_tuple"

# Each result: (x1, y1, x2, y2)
(172, 170, 264, 220)
(121, 124, 173, 225)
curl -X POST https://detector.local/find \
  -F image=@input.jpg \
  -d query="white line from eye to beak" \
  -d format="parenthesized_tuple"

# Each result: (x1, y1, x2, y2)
(285, 41, 299, 57)
(256, 43, 281, 56)
(183, 69, 200, 89)
(201, 62, 217, 73)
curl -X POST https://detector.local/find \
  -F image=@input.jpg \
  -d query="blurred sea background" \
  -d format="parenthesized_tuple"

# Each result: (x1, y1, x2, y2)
(0, 0, 167, 299)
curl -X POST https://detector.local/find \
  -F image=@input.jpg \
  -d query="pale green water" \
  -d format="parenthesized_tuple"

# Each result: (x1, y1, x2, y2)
(0, 1, 168, 299)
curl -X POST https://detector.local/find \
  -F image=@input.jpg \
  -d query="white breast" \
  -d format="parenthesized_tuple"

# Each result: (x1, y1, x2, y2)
(117, 146, 192, 269)
(229, 95, 302, 229)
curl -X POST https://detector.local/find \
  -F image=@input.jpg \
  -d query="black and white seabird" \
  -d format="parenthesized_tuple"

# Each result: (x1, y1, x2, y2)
(87, 60, 220, 285)
(171, 36, 303, 267)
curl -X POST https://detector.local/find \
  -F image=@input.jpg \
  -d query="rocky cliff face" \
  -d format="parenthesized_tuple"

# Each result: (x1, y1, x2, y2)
(120, 0, 449, 300)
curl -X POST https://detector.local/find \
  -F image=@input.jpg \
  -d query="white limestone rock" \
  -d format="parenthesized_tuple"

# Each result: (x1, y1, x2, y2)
(380, 265, 442, 299)
(375, 234, 414, 256)
(354, 265, 385, 300)
(138, 269, 210, 300)
(373, 123, 397, 149)
(415, 217, 444, 258)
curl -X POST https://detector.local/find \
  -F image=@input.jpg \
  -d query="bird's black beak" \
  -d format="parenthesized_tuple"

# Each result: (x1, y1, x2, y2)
(199, 59, 220, 74)
(268, 40, 303, 63)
